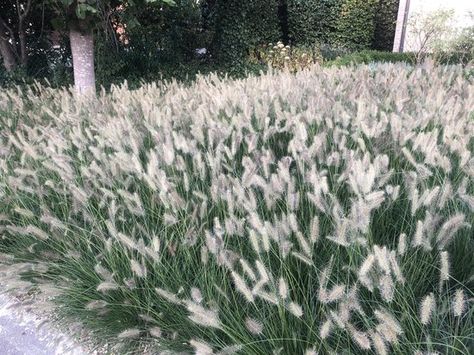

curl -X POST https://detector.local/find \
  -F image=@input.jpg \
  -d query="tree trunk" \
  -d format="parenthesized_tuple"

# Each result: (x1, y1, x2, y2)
(0, 37, 17, 72)
(69, 28, 96, 95)
(18, 23, 27, 66)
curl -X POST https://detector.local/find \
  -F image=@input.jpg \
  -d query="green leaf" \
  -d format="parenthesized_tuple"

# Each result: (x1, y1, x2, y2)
(60, 0, 74, 6)
(50, 17, 65, 30)
(146, 0, 176, 5)
(75, 3, 97, 20)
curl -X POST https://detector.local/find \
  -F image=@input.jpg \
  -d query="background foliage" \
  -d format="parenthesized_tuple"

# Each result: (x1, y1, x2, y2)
(211, 0, 281, 64)
(3, 0, 473, 89)
(372, 0, 400, 51)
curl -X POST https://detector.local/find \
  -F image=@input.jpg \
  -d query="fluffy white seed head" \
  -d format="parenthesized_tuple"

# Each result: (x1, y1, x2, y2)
(439, 251, 450, 286)
(245, 317, 263, 335)
(420, 293, 436, 325)
(117, 328, 140, 339)
(320, 319, 333, 339)
(278, 277, 288, 299)
(190, 339, 213, 355)
(452, 289, 466, 317)
(288, 302, 303, 318)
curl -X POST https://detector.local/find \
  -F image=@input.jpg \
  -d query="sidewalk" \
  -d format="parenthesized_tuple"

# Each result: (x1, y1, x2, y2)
(0, 294, 85, 355)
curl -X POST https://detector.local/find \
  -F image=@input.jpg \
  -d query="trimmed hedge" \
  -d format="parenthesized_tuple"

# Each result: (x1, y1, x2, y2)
(326, 50, 416, 66)
(212, 0, 281, 64)
(286, 0, 339, 46)
(331, 0, 379, 50)
(212, 0, 400, 62)
(372, 0, 400, 51)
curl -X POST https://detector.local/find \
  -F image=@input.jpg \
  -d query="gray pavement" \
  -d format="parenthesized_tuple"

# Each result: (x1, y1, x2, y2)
(0, 294, 86, 355)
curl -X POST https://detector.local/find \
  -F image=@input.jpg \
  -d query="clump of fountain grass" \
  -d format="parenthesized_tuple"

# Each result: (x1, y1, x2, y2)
(0, 63, 473, 354)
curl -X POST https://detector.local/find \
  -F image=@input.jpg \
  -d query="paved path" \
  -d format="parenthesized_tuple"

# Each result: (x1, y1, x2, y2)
(0, 294, 85, 355)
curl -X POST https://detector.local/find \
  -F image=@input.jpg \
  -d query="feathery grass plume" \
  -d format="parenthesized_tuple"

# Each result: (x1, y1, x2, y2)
(374, 309, 403, 337)
(291, 251, 314, 265)
(278, 277, 288, 299)
(149, 327, 162, 338)
(347, 324, 371, 350)
(374, 245, 391, 274)
(370, 330, 387, 355)
(320, 319, 333, 339)
(436, 214, 468, 249)
(358, 254, 375, 291)
(255, 260, 270, 283)
(201, 246, 209, 265)
(186, 301, 221, 329)
(117, 328, 140, 339)
(397, 233, 406, 256)
(255, 290, 279, 305)
(295, 231, 312, 257)
(190, 339, 213, 355)
(239, 259, 257, 281)
(85, 300, 108, 310)
(97, 281, 119, 292)
(412, 220, 425, 248)
(25, 225, 49, 241)
(452, 289, 466, 317)
(139, 314, 155, 323)
(130, 259, 147, 278)
(230, 270, 254, 303)
(245, 317, 263, 335)
(420, 293, 436, 325)
(309, 215, 319, 243)
(437, 181, 452, 209)
(14, 207, 35, 219)
(191, 287, 203, 304)
(155, 287, 182, 305)
(379, 275, 394, 302)
(304, 348, 317, 355)
(439, 251, 450, 288)
(287, 301, 303, 318)
(248, 230, 261, 254)
(327, 284, 346, 303)
(388, 252, 405, 284)
(216, 345, 242, 355)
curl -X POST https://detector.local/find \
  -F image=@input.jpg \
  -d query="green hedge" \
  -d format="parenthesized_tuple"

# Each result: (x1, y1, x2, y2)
(331, 0, 379, 50)
(212, 0, 280, 64)
(286, 0, 383, 50)
(286, 0, 339, 46)
(372, 0, 400, 51)
(212, 0, 400, 62)
(326, 50, 416, 66)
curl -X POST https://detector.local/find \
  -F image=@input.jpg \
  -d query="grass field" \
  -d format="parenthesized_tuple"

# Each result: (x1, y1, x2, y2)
(0, 63, 473, 354)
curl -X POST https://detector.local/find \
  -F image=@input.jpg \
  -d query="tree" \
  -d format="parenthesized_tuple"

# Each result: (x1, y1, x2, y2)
(51, 0, 175, 94)
(0, 0, 33, 71)
(405, 9, 455, 63)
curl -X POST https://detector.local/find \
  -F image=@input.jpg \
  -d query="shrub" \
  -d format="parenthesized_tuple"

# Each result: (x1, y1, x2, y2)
(406, 9, 456, 63)
(326, 50, 416, 66)
(331, 0, 380, 50)
(250, 41, 323, 72)
(285, 0, 340, 46)
(372, 0, 400, 51)
(431, 20, 474, 66)
(0, 64, 473, 354)
(211, 0, 281, 64)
